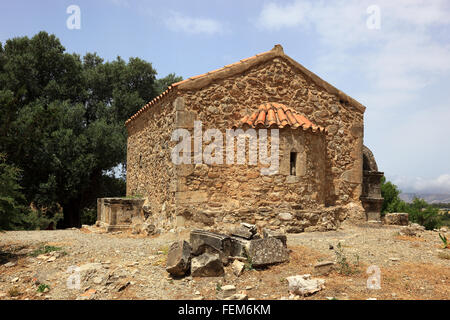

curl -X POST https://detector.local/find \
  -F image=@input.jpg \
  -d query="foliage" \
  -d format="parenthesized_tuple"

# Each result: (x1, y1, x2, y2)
(380, 176, 407, 214)
(0, 31, 181, 228)
(407, 198, 441, 230)
(29, 245, 62, 257)
(333, 242, 360, 275)
(37, 283, 50, 293)
(154, 73, 183, 95)
(8, 287, 21, 297)
(438, 233, 449, 249)
(0, 153, 28, 230)
(381, 177, 443, 230)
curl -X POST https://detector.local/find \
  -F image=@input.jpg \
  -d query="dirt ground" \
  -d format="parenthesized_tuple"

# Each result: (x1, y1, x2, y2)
(0, 222, 449, 300)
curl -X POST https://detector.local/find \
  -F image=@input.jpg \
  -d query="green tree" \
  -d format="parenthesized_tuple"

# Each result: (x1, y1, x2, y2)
(0, 154, 27, 230)
(380, 176, 407, 213)
(154, 73, 183, 95)
(0, 31, 182, 228)
(407, 197, 441, 230)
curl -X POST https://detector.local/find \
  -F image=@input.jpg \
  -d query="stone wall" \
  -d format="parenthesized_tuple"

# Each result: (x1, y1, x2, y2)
(126, 91, 178, 230)
(126, 55, 365, 232)
(97, 198, 145, 232)
(173, 57, 364, 230)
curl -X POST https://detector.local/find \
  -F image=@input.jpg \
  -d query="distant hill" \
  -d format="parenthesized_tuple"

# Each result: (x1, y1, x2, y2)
(400, 193, 450, 204)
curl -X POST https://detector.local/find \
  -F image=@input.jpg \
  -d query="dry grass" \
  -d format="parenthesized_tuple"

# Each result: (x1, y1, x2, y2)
(438, 251, 450, 260)
(394, 235, 426, 242)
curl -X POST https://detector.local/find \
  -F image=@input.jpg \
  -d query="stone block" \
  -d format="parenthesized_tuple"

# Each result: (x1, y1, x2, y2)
(175, 110, 196, 128)
(191, 253, 224, 277)
(166, 241, 192, 276)
(190, 230, 233, 258)
(313, 261, 335, 275)
(231, 226, 253, 239)
(248, 237, 289, 267)
(262, 228, 287, 247)
(286, 274, 325, 296)
(384, 212, 408, 226)
(175, 191, 208, 204)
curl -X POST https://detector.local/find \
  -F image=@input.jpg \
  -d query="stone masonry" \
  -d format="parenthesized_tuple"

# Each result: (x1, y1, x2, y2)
(124, 45, 381, 233)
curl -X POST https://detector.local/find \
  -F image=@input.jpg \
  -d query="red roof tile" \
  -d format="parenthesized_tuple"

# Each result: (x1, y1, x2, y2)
(235, 103, 327, 133)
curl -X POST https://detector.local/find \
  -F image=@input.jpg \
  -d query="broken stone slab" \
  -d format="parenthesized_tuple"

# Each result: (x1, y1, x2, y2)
(286, 274, 325, 296)
(220, 285, 236, 298)
(313, 261, 335, 275)
(231, 260, 245, 277)
(229, 236, 252, 257)
(248, 237, 289, 267)
(231, 225, 253, 239)
(3, 262, 16, 268)
(262, 228, 287, 247)
(241, 223, 257, 234)
(166, 241, 192, 277)
(225, 293, 248, 300)
(384, 213, 409, 226)
(191, 253, 224, 277)
(190, 230, 232, 258)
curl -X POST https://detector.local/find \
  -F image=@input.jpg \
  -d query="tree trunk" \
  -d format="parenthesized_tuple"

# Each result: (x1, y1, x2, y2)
(61, 198, 81, 228)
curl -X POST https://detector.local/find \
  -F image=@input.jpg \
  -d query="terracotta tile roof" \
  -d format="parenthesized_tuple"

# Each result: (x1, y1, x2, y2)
(125, 44, 366, 126)
(236, 103, 327, 133)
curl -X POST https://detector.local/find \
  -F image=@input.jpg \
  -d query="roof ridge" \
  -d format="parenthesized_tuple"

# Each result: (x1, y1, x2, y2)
(125, 44, 365, 126)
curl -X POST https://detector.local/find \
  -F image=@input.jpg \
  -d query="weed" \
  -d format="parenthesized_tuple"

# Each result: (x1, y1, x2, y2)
(333, 242, 360, 275)
(37, 283, 50, 293)
(438, 233, 449, 249)
(216, 282, 222, 292)
(29, 245, 62, 257)
(438, 251, 450, 260)
(8, 287, 21, 297)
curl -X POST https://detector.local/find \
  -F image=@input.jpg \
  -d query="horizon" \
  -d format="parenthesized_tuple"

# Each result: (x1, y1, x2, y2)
(1, 0, 449, 194)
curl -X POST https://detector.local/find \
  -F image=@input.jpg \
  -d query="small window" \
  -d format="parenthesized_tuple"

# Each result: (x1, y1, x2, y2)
(139, 155, 142, 168)
(290, 152, 297, 176)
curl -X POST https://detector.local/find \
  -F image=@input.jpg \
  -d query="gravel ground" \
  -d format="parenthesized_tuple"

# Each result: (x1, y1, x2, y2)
(0, 223, 449, 300)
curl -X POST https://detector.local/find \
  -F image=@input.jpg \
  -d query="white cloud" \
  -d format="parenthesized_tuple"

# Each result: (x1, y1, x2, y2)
(393, 174, 450, 194)
(165, 12, 224, 35)
(257, 0, 450, 109)
(257, 1, 312, 30)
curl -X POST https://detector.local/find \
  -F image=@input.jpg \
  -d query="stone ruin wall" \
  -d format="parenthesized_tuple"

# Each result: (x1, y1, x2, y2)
(126, 91, 178, 230)
(175, 57, 365, 231)
(126, 56, 365, 232)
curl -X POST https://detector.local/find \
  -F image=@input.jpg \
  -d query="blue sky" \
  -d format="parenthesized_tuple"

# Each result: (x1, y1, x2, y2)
(1, 0, 450, 193)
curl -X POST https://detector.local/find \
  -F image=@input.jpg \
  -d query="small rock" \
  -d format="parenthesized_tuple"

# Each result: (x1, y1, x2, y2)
(3, 262, 16, 268)
(286, 274, 325, 296)
(221, 285, 236, 298)
(231, 260, 245, 277)
(47, 257, 56, 262)
(231, 226, 253, 239)
(278, 212, 293, 221)
(11, 277, 19, 283)
(225, 293, 248, 300)
(93, 277, 103, 284)
(313, 261, 335, 275)
(389, 257, 400, 262)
